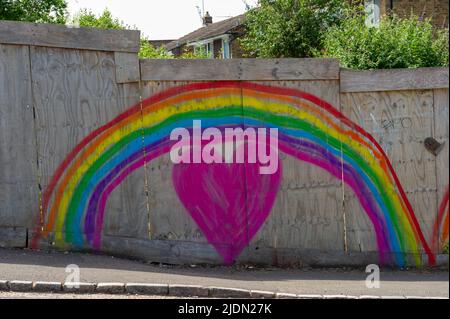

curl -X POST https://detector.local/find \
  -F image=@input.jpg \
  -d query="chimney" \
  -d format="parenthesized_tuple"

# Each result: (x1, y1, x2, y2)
(203, 11, 213, 26)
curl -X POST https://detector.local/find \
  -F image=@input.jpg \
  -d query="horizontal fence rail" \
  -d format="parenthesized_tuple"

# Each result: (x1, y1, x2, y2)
(0, 20, 140, 53)
(340, 67, 449, 93)
(139, 58, 340, 81)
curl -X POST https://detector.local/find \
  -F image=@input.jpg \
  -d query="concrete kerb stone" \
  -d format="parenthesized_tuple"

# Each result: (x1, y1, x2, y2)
(63, 282, 97, 294)
(9, 280, 33, 292)
(169, 285, 208, 297)
(296, 294, 324, 299)
(96, 283, 125, 294)
(33, 281, 62, 293)
(405, 296, 448, 300)
(250, 290, 276, 298)
(126, 283, 169, 296)
(208, 286, 252, 298)
(380, 295, 406, 299)
(323, 295, 353, 299)
(275, 292, 298, 299)
(0, 280, 9, 291)
(0, 280, 447, 299)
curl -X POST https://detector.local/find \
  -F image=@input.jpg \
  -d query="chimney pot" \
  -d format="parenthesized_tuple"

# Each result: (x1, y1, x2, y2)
(203, 11, 213, 26)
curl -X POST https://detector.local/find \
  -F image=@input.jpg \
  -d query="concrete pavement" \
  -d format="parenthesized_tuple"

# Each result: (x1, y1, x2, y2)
(0, 248, 448, 298)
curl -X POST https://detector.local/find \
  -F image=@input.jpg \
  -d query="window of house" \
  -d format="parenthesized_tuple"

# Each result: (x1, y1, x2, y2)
(222, 39, 231, 59)
(206, 42, 213, 57)
(194, 41, 213, 58)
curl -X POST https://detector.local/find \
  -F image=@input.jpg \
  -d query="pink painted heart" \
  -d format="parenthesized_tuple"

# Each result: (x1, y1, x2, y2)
(172, 160, 281, 264)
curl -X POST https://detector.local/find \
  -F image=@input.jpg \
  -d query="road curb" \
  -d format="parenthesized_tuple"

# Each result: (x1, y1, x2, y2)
(63, 282, 96, 293)
(0, 280, 448, 299)
(33, 281, 62, 293)
(209, 286, 252, 298)
(0, 280, 8, 291)
(96, 283, 125, 294)
(169, 284, 209, 297)
(126, 283, 168, 296)
(9, 280, 33, 292)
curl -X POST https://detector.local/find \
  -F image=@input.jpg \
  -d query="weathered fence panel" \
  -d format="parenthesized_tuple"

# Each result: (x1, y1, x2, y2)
(101, 82, 149, 242)
(340, 68, 449, 264)
(0, 44, 39, 248)
(0, 21, 448, 267)
(242, 80, 345, 265)
(28, 46, 148, 248)
(434, 88, 449, 254)
(340, 90, 437, 259)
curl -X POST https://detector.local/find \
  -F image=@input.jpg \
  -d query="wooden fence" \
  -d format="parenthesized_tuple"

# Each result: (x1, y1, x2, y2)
(0, 21, 448, 267)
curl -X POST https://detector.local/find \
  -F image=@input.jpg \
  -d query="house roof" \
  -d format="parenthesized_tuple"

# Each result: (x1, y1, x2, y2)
(149, 39, 176, 48)
(166, 14, 246, 51)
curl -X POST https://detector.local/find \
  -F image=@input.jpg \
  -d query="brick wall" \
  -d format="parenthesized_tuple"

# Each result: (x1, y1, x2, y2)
(230, 38, 245, 58)
(380, 0, 449, 28)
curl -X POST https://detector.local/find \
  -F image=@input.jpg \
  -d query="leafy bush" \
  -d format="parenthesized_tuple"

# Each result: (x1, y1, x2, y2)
(70, 9, 169, 59)
(71, 8, 129, 30)
(178, 46, 212, 59)
(0, 0, 67, 23)
(139, 40, 172, 59)
(240, 0, 351, 58)
(70, 8, 210, 59)
(322, 14, 449, 69)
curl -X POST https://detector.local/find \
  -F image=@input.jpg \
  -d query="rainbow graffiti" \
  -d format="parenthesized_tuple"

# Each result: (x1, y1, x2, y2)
(433, 186, 449, 252)
(33, 81, 435, 267)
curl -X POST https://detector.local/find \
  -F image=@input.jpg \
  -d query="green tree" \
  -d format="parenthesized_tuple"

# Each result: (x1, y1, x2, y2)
(240, 0, 351, 58)
(322, 14, 449, 69)
(71, 8, 167, 59)
(71, 8, 129, 30)
(0, 0, 67, 23)
(71, 8, 209, 59)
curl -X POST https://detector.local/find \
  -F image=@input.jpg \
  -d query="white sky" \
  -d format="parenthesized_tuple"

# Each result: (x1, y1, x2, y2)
(67, 0, 258, 40)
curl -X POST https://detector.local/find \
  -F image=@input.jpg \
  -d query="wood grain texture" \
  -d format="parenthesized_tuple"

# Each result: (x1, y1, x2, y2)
(249, 80, 345, 252)
(140, 59, 340, 81)
(341, 90, 437, 253)
(341, 67, 449, 93)
(30, 47, 148, 239)
(114, 52, 140, 83)
(139, 80, 346, 255)
(2, 40, 446, 265)
(433, 89, 449, 253)
(145, 155, 208, 243)
(0, 44, 40, 228)
(31, 47, 119, 189)
(239, 59, 340, 80)
(35, 230, 436, 266)
(0, 20, 140, 53)
(101, 235, 381, 266)
(102, 83, 149, 240)
(0, 226, 27, 248)
(141, 81, 208, 244)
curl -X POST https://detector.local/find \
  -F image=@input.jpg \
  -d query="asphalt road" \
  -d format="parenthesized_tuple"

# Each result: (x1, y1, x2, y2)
(0, 248, 448, 297)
